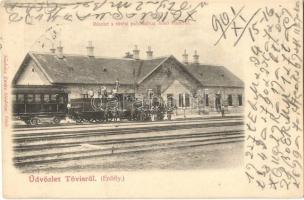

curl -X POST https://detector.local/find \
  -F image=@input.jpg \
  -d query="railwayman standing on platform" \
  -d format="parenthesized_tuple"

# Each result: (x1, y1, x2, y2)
(67, 102, 71, 115)
(113, 105, 119, 122)
(104, 107, 109, 122)
(221, 104, 225, 118)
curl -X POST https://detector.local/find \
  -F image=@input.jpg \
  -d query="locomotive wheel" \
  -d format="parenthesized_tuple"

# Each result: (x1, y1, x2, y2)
(93, 118, 101, 123)
(69, 115, 75, 120)
(53, 117, 61, 124)
(96, 118, 103, 123)
(24, 119, 31, 125)
(30, 118, 39, 126)
(98, 117, 105, 123)
(29, 119, 34, 126)
(75, 118, 82, 123)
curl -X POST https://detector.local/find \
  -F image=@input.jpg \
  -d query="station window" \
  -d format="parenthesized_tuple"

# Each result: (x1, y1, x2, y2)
(185, 93, 190, 107)
(167, 94, 173, 106)
(27, 94, 34, 103)
(50, 94, 57, 102)
(228, 94, 233, 106)
(59, 96, 64, 104)
(17, 94, 25, 103)
(35, 94, 41, 103)
(43, 94, 50, 103)
(238, 94, 243, 106)
(178, 94, 184, 107)
(205, 94, 209, 106)
(178, 93, 190, 107)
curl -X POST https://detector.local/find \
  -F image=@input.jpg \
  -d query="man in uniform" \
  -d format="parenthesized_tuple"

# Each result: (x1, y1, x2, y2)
(221, 104, 225, 117)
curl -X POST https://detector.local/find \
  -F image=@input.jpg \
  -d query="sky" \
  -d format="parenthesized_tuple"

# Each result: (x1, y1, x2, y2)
(1, 0, 276, 82)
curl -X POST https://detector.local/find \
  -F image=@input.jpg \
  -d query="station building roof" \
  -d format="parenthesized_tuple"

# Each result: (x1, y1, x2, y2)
(13, 52, 244, 88)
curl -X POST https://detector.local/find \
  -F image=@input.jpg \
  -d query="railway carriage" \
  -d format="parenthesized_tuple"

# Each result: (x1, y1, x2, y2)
(12, 86, 68, 125)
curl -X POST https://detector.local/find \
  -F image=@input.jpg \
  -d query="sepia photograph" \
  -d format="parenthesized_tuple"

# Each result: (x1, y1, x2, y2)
(12, 41, 245, 173)
(1, 0, 303, 198)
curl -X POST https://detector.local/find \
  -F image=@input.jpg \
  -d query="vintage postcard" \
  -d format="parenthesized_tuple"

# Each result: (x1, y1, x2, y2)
(0, 0, 303, 198)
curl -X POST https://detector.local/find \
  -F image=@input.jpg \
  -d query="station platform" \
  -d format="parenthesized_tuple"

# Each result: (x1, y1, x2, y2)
(12, 112, 244, 128)
(173, 112, 243, 120)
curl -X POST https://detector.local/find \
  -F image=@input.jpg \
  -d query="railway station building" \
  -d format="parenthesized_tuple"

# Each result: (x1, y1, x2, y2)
(12, 43, 244, 115)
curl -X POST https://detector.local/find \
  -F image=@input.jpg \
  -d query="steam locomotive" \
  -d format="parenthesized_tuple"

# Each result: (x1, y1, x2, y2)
(12, 86, 176, 126)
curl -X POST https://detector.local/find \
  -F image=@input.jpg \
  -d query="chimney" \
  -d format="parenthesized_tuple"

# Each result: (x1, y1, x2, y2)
(50, 43, 56, 54)
(146, 46, 153, 60)
(57, 41, 63, 59)
(124, 52, 133, 58)
(193, 50, 199, 64)
(182, 49, 188, 64)
(86, 41, 94, 57)
(133, 45, 140, 60)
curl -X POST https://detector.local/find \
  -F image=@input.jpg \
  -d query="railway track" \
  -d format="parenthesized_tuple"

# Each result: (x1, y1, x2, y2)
(13, 118, 244, 170)
(14, 130, 244, 167)
(13, 115, 243, 130)
(13, 120, 243, 143)
(14, 127, 243, 151)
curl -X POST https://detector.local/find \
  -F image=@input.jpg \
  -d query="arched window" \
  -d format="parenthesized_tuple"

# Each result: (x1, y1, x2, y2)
(185, 93, 190, 107)
(205, 94, 209, 106)
(178, 93, 190, 107)
(228, 94, 233, 106)
(238, 94, 243, 106)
